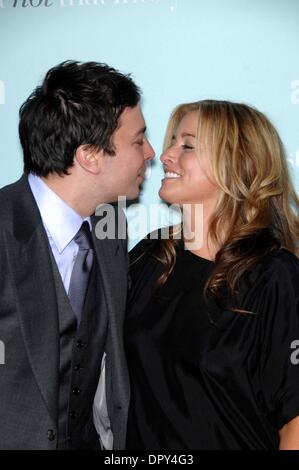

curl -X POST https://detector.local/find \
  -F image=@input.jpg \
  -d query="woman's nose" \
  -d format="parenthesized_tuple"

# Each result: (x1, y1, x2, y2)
(160, 146, 176, 164)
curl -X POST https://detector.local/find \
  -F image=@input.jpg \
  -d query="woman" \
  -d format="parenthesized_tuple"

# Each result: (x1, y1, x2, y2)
(125, 100, 299, 450)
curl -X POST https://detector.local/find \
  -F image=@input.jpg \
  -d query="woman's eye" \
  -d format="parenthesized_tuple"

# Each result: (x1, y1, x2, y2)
(182, 144, 194, 150)
(135, 140, 143, 146)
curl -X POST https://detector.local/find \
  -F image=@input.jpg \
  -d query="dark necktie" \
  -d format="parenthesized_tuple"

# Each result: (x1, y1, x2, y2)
(68, 221, 94, 325)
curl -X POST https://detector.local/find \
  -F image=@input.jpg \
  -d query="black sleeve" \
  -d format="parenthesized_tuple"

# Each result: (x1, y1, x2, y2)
(257, 251, 299, 430)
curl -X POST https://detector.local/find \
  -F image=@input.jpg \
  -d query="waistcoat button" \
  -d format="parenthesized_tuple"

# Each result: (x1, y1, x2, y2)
(47, 429, 56, 441)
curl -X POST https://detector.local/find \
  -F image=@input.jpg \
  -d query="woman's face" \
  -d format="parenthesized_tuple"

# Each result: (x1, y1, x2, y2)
(159, 111, 219, 207)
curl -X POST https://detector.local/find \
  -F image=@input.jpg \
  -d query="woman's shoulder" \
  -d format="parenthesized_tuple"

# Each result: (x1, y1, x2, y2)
(243, 248, 299, 305)
(128, 229, 173, 297)
(220, 248, 299, 322)
(129, 232, 159, 264)
(129, 226, 179, 263)
(253, 248, 299, 279)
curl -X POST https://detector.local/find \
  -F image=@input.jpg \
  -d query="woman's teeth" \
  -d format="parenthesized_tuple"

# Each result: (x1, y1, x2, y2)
(164, 172, 181, 179)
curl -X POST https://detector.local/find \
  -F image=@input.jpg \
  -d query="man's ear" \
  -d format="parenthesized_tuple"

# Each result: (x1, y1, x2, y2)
(75, 145, 104, 174)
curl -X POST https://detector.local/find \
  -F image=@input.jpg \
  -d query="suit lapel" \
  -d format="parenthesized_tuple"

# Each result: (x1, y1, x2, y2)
(91, 212, 129, 422)
(6, 175, 59, 423)
(91, 213, 127, 323)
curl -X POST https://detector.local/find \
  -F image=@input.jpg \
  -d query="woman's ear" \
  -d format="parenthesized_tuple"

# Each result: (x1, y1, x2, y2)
(75, 145, 104, 174)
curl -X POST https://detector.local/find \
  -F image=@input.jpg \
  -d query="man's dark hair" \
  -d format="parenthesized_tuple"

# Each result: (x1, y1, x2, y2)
(19, 60, 141, 176)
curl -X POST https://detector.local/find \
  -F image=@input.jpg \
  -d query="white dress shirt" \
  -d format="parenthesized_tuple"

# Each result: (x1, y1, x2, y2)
(28, 172, 91, 293)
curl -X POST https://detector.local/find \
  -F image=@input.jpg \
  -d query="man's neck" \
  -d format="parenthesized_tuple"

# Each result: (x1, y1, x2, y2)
(41, 174, 96, 218)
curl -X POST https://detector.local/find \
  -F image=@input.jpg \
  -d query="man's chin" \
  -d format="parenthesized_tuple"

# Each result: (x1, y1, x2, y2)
(126, 181, 144, 201)
(126, 190, 141, 201)
(114, 187, 140, 203)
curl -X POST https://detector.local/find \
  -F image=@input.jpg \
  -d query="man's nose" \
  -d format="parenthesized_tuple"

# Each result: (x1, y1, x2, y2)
(144, 139, 155, 161)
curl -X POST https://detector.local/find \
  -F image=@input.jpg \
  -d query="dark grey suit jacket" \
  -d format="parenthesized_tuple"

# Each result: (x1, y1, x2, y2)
(0, 175, 130, 450)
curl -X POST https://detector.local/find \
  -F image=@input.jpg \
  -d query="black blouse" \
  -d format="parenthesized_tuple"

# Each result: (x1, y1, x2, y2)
(125, 237, 299, 450)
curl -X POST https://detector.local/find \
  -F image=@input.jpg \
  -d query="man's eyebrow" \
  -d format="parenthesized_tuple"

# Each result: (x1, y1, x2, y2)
(133, 126, 147, 138)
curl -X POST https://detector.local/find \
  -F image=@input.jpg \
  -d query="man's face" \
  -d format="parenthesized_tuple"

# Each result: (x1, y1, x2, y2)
(99, 105, 154, 201)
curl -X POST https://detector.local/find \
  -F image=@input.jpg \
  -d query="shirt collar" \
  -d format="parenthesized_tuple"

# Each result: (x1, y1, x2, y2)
(28, 173, 91, 253)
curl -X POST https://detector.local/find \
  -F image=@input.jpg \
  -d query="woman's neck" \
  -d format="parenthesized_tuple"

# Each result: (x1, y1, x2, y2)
(182, 202, 219, 261)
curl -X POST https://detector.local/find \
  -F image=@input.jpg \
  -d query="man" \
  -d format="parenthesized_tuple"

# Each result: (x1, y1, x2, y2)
(0, 60, 154, 450)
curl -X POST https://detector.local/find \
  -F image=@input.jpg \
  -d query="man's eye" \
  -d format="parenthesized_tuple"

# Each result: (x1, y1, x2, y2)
(135, 141, 143, 146)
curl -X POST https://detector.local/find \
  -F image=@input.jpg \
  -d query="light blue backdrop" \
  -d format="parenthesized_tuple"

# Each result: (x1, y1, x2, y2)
(1, 0, 298, 248)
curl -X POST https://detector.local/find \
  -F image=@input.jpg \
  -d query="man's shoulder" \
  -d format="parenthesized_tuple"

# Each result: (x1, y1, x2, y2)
(0, 179, 21, 222)
(0, 175, 28, 206)
(91, 204, 128, 253)
(0, 175, 37, 233)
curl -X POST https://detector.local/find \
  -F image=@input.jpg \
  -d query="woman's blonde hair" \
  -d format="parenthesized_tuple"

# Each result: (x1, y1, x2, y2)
(151, 100, 299, 308)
